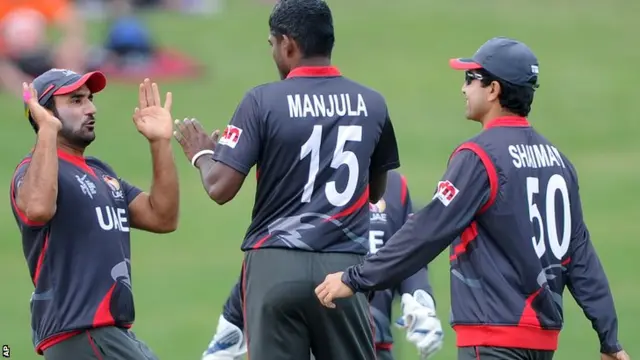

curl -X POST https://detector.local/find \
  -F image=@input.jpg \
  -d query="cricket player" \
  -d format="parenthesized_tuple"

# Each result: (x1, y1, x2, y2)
(315, 37, 630, 360)
(173, 1, 400, 358)
(201, 171, 444, 360)
(11, 70, 179, 359)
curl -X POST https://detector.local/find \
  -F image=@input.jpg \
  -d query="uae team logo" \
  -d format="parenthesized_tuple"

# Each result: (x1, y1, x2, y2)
(103, 175, 124, 200)
(369, 198, 387, 223)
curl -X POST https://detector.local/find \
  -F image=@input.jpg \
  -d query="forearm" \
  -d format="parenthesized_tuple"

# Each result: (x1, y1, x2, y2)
(0, 61, 29, 97)
(569, 238, 622, 353)
(55, 12, 87, 72)
(343, 215, 452, 292)
(195, 156, 232, 204)
(18, 127, 59, 220)
(148, 139, 179, 222)
(398, 267, 433, 299)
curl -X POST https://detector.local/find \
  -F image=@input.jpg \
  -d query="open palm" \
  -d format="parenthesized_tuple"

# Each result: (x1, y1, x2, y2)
(133, 78, 173, 141)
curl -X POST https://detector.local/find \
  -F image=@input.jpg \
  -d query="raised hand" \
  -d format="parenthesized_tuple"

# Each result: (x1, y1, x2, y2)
(23, 82, 62, 132)
(173, 118, 219, 167)
(132, 78, 173, 142)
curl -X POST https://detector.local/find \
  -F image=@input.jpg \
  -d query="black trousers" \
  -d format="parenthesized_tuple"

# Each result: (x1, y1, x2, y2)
(243, 248, 375, 360)
(43, 327, 158, 360)
(458, 346, 555, 360)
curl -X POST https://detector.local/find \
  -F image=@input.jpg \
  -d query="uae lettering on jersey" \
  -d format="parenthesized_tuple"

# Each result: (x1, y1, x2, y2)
(369, 198, 387, 223)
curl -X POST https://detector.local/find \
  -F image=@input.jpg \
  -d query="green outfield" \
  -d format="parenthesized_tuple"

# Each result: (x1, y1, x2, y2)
(1, 0, 638, 358)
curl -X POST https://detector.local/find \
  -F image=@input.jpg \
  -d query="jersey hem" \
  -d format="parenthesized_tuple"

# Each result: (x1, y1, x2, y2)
(35, 323, 134, 354)
(453, 324, 559, 351)
(241, 244, 368, 255)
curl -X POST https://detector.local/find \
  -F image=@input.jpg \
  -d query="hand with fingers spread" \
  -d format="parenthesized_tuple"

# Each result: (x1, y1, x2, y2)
(173, 118, 220, 168)
(23, 82, 62, 132)
(314, 272, 354, 308)
(133, 78, 173, 142)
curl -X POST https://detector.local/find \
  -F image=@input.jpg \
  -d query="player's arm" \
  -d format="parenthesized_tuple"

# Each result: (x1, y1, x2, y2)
(127, 139, 180, 233)
(343, 150, 491, 292)
(51, 0, 87, 72)
(14, 126, 60, 224)
(369, 111, 400, 203)
(566, 191, 623, 354)
(0, 59, 30, 98)
(195, 92, 261, 205)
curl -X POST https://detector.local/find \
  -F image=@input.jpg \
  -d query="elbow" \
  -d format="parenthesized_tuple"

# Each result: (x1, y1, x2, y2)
(23, 204, 55, 224)
(152, 218, 178, 234)
(161, 217, 179, 233)
(207, 185, 235, 205)
(159, 210, 180, 233)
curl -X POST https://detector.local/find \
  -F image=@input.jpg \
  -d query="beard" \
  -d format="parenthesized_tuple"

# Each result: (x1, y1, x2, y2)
(56, 108, 95, 149)
(60, 125, 95, 148)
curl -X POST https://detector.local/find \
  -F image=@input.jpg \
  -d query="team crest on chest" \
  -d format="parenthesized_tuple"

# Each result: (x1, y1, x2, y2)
(103, 175, 124, 200)
(369, 198, 387, 223)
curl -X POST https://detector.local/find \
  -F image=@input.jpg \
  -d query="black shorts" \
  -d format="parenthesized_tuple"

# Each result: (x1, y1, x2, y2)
(243, 248, 375, 360)
(43, 327, 158, 360)
(458, 346, 555, 360)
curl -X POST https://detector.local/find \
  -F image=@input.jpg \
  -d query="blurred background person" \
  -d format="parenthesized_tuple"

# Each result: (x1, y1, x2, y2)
(83, 0, 204, 82)
(0, 0, 87, 97)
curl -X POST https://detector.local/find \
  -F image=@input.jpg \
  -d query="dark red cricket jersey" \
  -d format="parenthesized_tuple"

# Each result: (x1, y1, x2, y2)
(10, 149, 142, 354)
(213, 66, 400, 254)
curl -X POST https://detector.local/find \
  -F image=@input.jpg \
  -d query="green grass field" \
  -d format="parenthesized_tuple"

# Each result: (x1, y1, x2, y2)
(1, 0, 639, 358)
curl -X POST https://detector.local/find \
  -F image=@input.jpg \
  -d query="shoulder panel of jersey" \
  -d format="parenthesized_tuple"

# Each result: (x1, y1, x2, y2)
(449, 133, 500, 214)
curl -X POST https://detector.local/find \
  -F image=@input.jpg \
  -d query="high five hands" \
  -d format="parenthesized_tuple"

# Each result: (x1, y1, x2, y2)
(133, 78, 173, 142)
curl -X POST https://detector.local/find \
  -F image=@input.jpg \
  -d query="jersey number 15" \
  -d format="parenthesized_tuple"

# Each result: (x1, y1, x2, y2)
(526, 175, 571, 261)
(300, 125, 362, 207)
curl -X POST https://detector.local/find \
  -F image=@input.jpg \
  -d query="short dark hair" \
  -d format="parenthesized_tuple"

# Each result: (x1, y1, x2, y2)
(28, 98, 57, 133)
(477, 69, 536, 117)
(269, 0, 335, 58)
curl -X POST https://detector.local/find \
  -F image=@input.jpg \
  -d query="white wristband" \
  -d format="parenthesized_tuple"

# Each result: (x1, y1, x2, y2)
(191, 150, 214, 167)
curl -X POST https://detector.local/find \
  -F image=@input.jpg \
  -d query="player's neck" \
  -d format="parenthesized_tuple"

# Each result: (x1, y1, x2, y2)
(295, 57, 332, 68)
(480, 109, 522, 127)
(57, 140, 85, 157)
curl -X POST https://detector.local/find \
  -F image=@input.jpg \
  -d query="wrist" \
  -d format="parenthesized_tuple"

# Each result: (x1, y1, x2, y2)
(37, 125, 60, 138)
(340, 269, 358, 293)
(601, 342, 623, 354)
(148, 138, 172, 146)
(192, 149, 215, 168)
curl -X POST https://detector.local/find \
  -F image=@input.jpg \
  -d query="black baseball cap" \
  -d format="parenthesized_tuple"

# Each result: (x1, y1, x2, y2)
(26, 69, 107, 119)
(449, 37, 539, 88)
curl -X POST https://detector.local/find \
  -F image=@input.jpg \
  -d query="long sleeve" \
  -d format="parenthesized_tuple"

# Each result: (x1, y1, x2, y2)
(342, 150, 491, 292)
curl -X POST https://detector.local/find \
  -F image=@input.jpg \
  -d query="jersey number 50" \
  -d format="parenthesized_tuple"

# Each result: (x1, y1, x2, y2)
(526, 175, 571, 260)
(300, 125, 362, 207)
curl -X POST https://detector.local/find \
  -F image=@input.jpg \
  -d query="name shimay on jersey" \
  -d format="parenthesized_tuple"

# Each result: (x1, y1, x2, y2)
(509, 144, 566, 169)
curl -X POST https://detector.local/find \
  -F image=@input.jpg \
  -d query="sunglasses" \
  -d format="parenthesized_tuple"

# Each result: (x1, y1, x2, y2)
(464, 71, 483, 85)
(464, 70, 540, 89)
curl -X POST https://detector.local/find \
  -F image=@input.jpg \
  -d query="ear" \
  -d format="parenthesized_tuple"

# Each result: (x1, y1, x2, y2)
(487, 80, 501, 102)
(281, 35, 296, 57)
